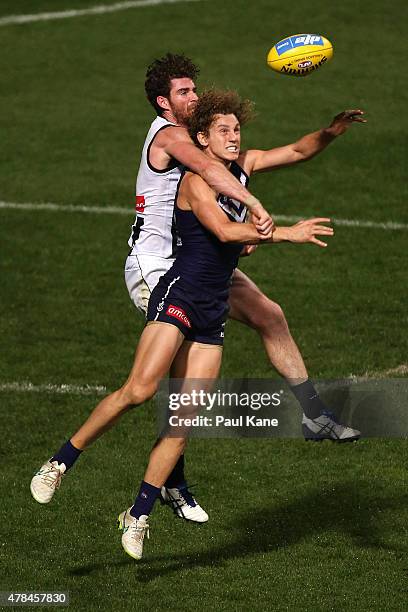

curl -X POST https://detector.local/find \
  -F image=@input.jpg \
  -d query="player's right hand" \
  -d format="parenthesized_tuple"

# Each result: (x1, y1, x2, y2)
(288, 218, 334, 247)
(327, 109, 366, 136)
(240, 245, 258, 257)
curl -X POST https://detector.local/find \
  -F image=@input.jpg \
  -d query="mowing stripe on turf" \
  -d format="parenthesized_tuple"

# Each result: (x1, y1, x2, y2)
(0, 381, 107, 395)
(2, 364, 407, 396)
(0, 200, 407, 231)
(0, 0, 203, 27)
(349, 364, 408, 379)
(273, 214, 408, 232)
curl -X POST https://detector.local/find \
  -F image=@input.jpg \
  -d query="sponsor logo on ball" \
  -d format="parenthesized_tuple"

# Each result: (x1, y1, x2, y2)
(276, 40, 291, 53)
(298, 60, 312, 68)
(281, 55, 328, 75)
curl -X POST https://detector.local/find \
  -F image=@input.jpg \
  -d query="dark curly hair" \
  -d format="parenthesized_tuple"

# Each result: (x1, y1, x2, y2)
(145, 53, 200, 115)
(187, 89, 255, 147)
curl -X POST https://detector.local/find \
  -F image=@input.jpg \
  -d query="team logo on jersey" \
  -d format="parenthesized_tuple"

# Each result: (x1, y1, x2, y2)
(166, 304, 192, 328)
(135, 195, 145, 213)
(218, 196, 247, 223)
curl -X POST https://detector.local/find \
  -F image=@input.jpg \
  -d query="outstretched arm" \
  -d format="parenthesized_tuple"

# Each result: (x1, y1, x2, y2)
(183, 175, 333, 247)
(241, 110, 366, 174)
(271, 218, 334, 247)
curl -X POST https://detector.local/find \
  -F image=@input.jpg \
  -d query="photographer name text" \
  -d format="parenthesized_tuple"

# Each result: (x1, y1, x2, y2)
(168, 415, 279, 428)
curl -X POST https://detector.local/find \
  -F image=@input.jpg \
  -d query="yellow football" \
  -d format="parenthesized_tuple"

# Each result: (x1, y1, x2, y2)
(267, 34, 333, 77)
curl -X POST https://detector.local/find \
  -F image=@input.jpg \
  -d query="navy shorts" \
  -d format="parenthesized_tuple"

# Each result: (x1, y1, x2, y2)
(146, 272, 229, 346)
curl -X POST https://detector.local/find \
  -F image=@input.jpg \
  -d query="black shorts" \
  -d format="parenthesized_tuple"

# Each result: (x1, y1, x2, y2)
(146, 272, 229, 346)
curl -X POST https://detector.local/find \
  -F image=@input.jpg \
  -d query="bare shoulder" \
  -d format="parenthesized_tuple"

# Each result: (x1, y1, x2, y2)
(180, 171, 208, 194)
(177, 171, 200, 210)
(178, 172, 216, 208)
(155, 125, 192, 146)
(237, 150, 257, 175)
(150, 125, 194, 170)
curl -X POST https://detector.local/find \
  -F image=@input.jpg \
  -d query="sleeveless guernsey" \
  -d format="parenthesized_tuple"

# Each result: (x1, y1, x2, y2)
(128, 116, 181, 258)
(170, 162, 248, 293)
(145, 162, 249, 345)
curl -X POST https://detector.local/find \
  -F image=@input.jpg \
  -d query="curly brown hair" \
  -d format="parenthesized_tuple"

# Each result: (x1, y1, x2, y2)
(187, 89, 255, 146)
(145, 53, 200, 115)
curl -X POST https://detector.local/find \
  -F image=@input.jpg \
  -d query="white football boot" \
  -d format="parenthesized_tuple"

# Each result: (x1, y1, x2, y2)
(302, 411, 361, 442)
(160, 485, 209, 523)
(30, 460, 66, 503)
(118, 507, 150, 560)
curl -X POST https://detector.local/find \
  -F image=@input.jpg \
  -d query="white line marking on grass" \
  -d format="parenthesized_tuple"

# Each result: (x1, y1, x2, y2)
(0, 381, 107, 395)
(0, 0, 202, 27)
(0, 201, 131, 215)
(274, 214, 408, 232)
(1, 200, 407, 231)
(385, 364, 408, 376)
(349, 364, 408, 380)
(3, 364, 407, 397)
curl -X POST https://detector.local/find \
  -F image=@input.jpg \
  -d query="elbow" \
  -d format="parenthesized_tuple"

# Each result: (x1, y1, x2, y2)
(292, 149, 308, 162)
(216, 227, 230, 243)
(216, 225, 237, 243)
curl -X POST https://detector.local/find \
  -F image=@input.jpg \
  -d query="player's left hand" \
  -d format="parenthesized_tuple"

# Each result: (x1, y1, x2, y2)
(328, 109, 366, 136)
(288, 218, 334, 247)
(240, 245, 258, 257)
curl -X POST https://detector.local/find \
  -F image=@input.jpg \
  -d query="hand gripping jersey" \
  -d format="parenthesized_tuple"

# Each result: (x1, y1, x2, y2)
(128, 116, 181, 259)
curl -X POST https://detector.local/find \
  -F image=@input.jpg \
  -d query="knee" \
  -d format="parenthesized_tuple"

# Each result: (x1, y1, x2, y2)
(120, 380, 158, 408)
(167, 437, 187, 451)
(266, 301, 287, 327)
(178, 437, 188, 451)
(247, 296, 288, 333)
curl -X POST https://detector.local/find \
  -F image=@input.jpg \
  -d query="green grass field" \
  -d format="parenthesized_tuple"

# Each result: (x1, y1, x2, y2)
(1, 1, 407, 610)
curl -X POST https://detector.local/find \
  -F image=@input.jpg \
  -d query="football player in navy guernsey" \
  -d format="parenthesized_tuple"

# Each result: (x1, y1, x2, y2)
(30, 55, 364, 536)
(115, 90, 346, 560)
(123, 54, 364, 517)
(31, 86, 353, 560)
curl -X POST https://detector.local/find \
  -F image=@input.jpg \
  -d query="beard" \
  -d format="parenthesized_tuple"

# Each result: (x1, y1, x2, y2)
(171, 102, 196, 126)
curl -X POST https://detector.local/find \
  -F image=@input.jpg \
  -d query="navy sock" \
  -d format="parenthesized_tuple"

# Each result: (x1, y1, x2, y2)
(164, 455, 185, 488)
(291, 380, 328, 419)
(51, 439, 82, 471)
(130, 481, 161, 519)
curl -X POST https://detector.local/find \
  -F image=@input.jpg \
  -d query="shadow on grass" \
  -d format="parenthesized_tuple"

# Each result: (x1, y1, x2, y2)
(67, 479, 407, 581)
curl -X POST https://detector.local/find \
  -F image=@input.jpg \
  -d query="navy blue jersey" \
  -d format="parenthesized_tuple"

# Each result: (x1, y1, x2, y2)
(170, 161, 249, 292)
(146, 161, 249, 345)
